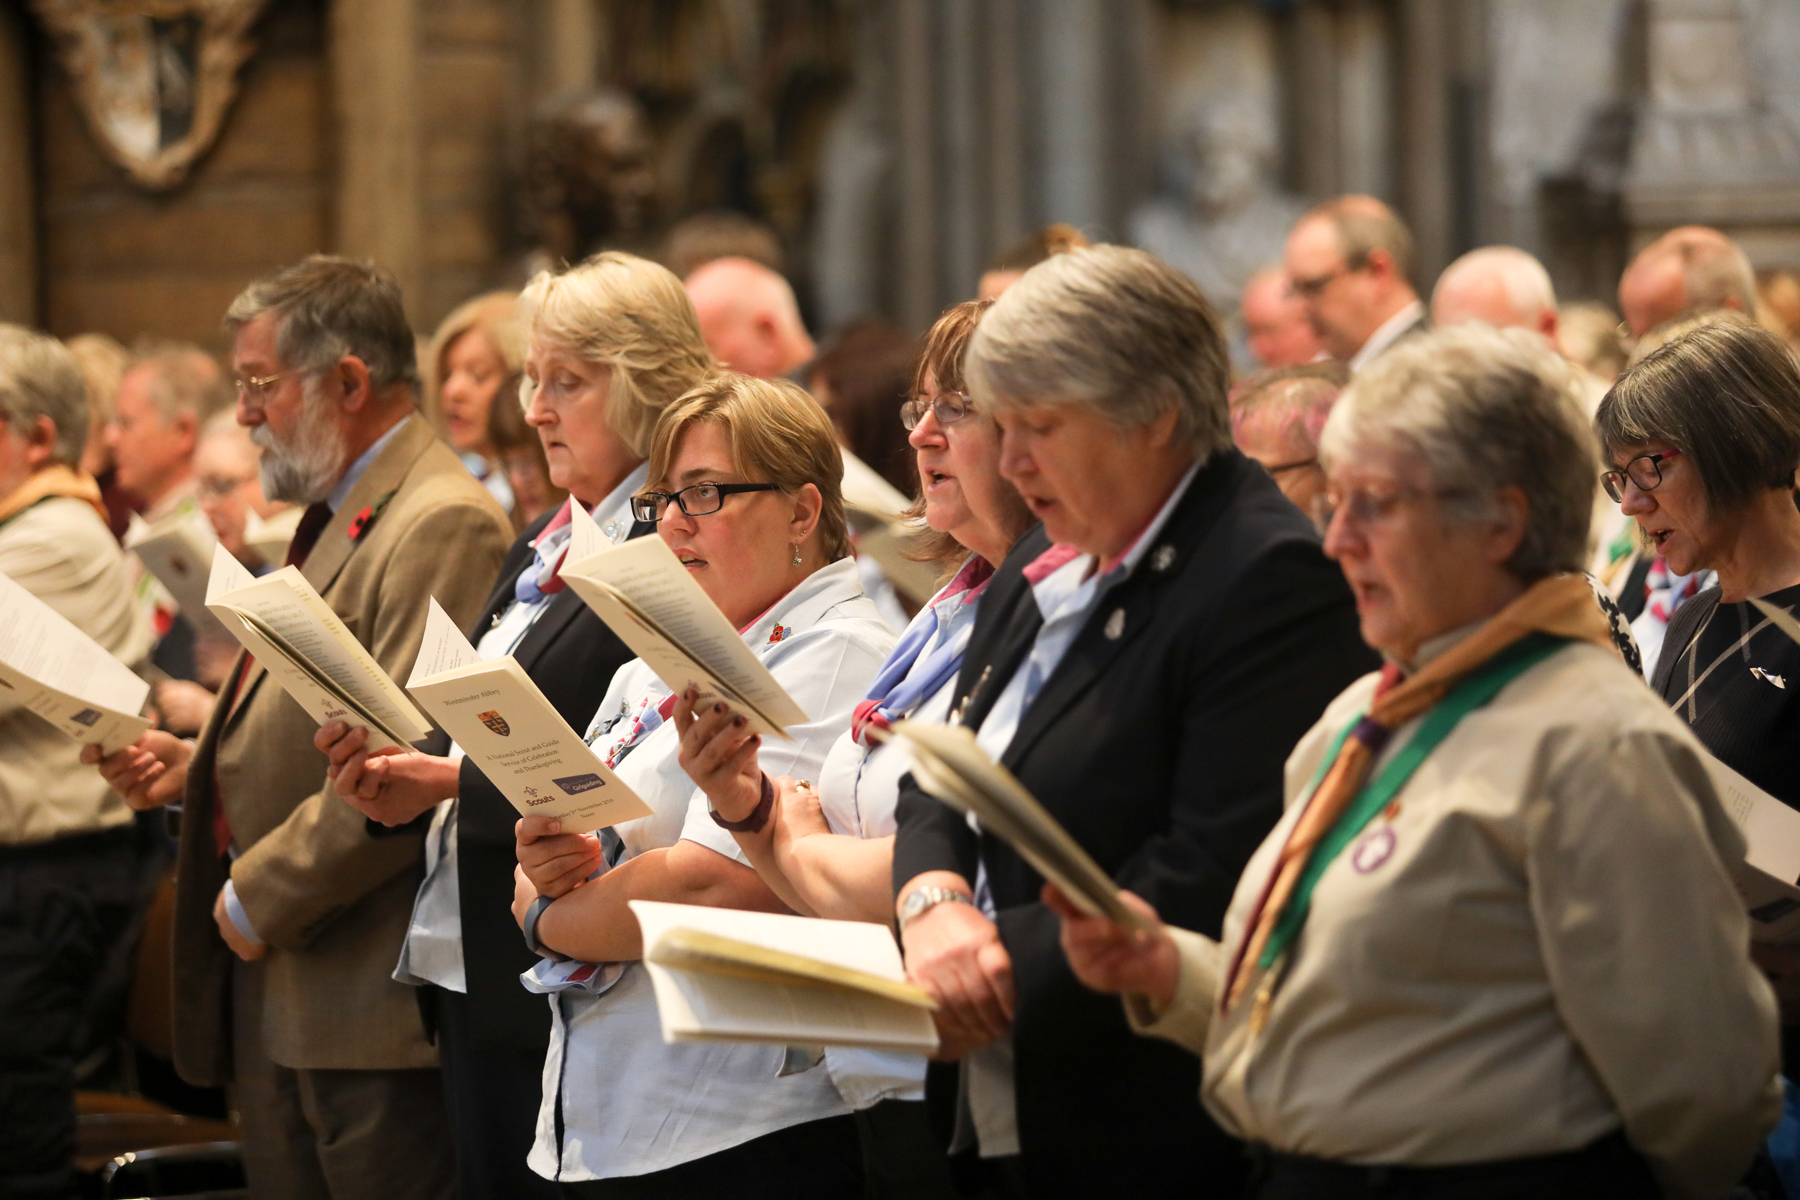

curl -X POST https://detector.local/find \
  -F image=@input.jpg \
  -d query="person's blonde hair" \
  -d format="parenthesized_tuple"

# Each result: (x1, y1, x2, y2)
(518, 252, 716, 457)
(646, 373, 850, 560)
(423, 291, 525, 438)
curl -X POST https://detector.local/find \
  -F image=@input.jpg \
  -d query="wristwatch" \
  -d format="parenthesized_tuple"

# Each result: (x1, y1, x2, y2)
(522, 894, 568, 963)
(897, 886, 973, 934)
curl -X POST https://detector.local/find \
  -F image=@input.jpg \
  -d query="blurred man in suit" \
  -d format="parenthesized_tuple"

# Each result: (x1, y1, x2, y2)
(90, 256, 512, 1200)
(1283, 195, 1426, 370)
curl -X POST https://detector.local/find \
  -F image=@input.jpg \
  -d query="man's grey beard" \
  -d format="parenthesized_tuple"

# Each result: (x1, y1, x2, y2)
(251, 380, 346, 504)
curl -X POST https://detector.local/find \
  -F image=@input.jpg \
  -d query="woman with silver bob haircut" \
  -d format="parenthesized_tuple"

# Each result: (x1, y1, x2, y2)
(1049, 324, 1779, 1200)
(889, 244, 1373, 1196)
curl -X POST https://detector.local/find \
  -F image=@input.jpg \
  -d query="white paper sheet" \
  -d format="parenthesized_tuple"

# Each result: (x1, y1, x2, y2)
(0, 571, 151, 752)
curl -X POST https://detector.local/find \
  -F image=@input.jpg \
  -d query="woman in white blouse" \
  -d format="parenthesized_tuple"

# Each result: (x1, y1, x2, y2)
(682, 300, 1033, 1195)
(511, 373, 896, 1197)
(1048, 326, 1781, 1200)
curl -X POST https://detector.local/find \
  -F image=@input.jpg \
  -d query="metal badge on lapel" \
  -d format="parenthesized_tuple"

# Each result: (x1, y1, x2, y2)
(1151, 545, 1176, 573)
(1104, 608, 1126, 640)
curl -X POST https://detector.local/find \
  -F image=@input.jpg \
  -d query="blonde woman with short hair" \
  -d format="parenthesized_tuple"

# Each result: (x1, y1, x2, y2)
(512, 373, 897, 1197)
(426, 291, 527, 511)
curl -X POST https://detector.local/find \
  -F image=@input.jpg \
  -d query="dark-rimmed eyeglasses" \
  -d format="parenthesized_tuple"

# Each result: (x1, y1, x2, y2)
(1600, 450, 1681, 503)
(630, 482, 781, 524)
(1288, 258, 1368, 300)
(900, 391, 973, 431)
(1263, 457, 1318, 477)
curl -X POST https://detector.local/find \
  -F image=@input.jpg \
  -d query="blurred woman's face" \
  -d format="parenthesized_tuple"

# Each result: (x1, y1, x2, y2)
(504, 447, 561, 527)
(1612, 440, 1716, 577)
(909, 370, 1013, 564)
(523, 339, 639, 505)
(652, 420, 822, 629)
(440, 330, 507, 455)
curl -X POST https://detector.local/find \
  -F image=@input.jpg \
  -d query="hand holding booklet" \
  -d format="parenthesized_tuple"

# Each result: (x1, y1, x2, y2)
(630, 900, 938, 1053)
(556, 507, 807, 738)
(0, 571, 150, 753)
(204, 544, 432, 751)
(885, 720, 1155, 933)
(404, 597, 651, 827)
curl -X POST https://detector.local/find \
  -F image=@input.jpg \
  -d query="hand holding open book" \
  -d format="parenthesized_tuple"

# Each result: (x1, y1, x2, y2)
(204, 544, 431, 751)
(630, 900, 938, 1053)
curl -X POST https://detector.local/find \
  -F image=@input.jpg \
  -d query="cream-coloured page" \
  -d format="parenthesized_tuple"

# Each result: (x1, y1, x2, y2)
(560, 509, 806, 736)
(0, 571, 151, 753)
(1706, 752, 1800, 943)
(406, 601, 651, 827)
(840, 446, 912, 521)
(631, 901, 938, 1052)
(126, 506, 221, 630)
(204, 545, 432, 748)
(243, 506, 303, 563)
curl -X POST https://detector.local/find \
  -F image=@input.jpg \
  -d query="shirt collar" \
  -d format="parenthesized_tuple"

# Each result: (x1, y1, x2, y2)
(737, 557, 866, 649)
(326, 414, 411, 513)
(1348, 299, 1425, 371)
(1098, 460, 1202, 581)
(1396, 617, 1484, 675)
(589, 461, 649, 544)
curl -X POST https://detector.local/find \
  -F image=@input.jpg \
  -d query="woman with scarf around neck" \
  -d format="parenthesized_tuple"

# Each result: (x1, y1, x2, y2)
(510, 373, 896, 1198)
(681, 301, 1034, 1196)
(1048, 325, 1780, 1200)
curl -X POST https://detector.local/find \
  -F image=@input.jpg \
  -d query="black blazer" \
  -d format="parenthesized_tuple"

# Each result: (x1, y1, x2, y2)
(455, 508, 652, 1052)
(892, 449, 1377, 1198)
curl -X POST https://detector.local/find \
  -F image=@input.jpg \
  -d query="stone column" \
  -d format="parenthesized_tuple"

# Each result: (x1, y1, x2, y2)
(1624, 0, 1800, 264)
(331, 0, 422, 319)
(1399, 0, 1454, 286)
(0, 1, 35, 326)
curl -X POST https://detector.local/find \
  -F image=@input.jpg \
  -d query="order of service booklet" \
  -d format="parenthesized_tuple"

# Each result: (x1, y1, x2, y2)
(885, 719, 1155, 934)
(243, 505, 305, 565)
(204, 544, 432, 751)
(125, 506, 225, 633)
(630, 900, 939, 1053)
(557, 507, 807, 739)
(404, 597, 652, 827)
(0, 570, 151, 753)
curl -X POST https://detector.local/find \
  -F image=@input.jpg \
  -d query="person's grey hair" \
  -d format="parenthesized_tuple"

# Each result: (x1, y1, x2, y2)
(0, 324, 91, 466)
(1677, 230, 1758, 316)
(1231, 361, 1350, 451)
(966, 244, 1231, 458)
(125, 341, 233, 426)
(1319, 325, 1595, 580)
(224, 255, 420, 399)
(1597, 319, 1800, 512)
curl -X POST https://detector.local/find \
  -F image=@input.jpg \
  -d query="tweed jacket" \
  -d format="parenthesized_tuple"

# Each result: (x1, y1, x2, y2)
(171, 417, 511, 1084)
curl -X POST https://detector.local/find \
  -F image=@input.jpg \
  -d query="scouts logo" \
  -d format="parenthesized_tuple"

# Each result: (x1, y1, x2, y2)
(768, 624, 791, 644)
(1350, 826, 1397, 874)
(478, 710, 511, 736)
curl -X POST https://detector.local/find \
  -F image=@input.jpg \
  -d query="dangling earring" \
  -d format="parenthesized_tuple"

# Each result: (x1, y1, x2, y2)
(791, 543, 803, 567)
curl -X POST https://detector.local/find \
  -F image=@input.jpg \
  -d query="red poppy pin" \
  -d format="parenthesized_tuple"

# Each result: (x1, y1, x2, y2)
(768, 623, 791, 644)
(346, 491, 397, 541)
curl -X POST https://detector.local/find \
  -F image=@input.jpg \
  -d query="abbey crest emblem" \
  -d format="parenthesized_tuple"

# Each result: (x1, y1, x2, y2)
(478, 711, 511, 737)
(29, 0, 270, 190)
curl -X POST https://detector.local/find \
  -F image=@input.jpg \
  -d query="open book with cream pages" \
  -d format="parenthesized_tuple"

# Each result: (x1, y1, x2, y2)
(630, 900, 938, 1052)
(840, 448, 940, 608)
(886, 719, 1154, 934)
(0, 570, 151, 753)
(557, 506, 807, 739)
(404, 597, 651, 827)
(204, 544, 432, 751)
(243, 505, 305, 565)
(125, 506, 225, 634)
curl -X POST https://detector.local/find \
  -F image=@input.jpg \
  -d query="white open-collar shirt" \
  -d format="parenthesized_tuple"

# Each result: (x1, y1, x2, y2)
(529, 555, 896, 1183)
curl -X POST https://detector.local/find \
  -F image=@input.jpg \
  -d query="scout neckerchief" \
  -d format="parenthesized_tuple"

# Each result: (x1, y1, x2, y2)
(851, 555, 994, 745)
(1221, 572, 1618, 1021)
(0, 464, 106, 528)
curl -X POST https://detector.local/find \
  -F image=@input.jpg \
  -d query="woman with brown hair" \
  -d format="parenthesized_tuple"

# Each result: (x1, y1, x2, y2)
(512, 372, 898, 1197)
(425, 291, 526, 512)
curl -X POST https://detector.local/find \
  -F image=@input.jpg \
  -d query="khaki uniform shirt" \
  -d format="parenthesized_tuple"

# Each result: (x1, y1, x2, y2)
(1130, 638, 1781, 1200)
(0, 495, 153, 844)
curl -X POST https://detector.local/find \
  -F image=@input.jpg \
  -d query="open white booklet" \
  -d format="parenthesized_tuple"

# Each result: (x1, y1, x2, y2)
(0, 571, 151, 753)
(125, 507, 224, 633)
(840, 448, 940, 608)
(404, 598, 651, 827)
(885, 720, 1155, 934)
(630, 900, 938, 1053)
(1705, 754, 1800, 944)
(204, 544, 432, 751)
(557, 507, 807, 738)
